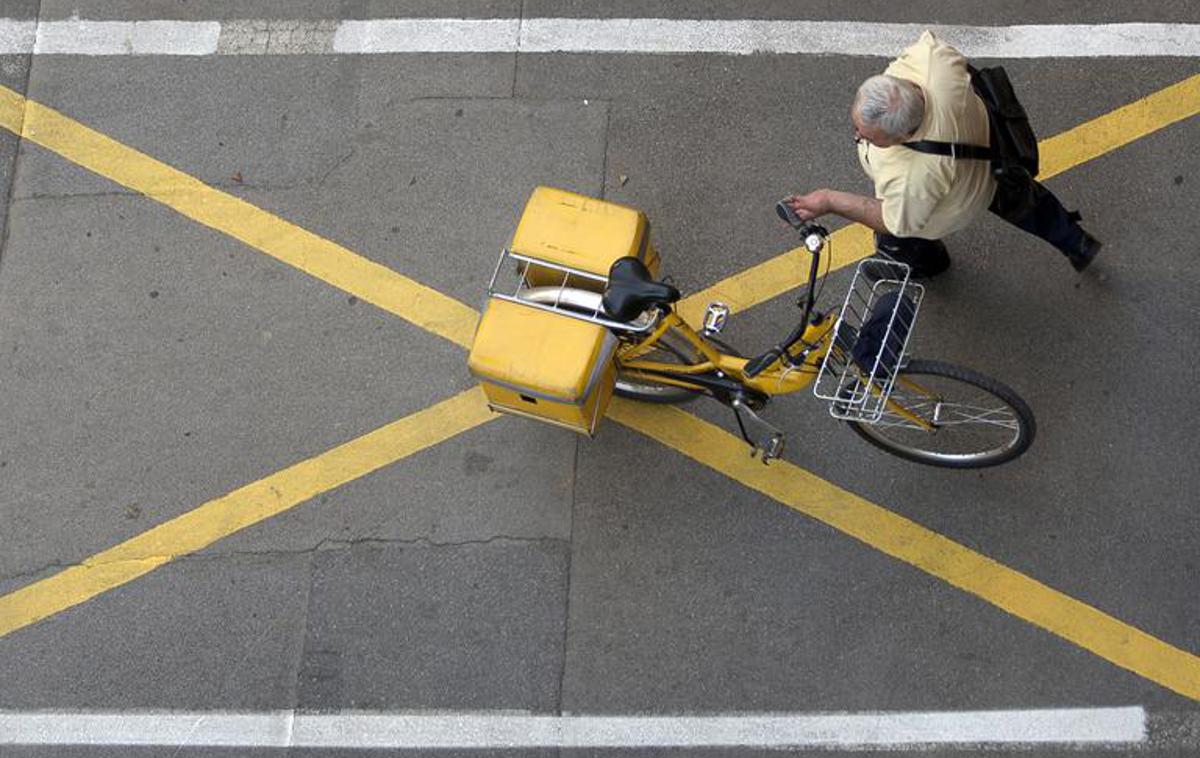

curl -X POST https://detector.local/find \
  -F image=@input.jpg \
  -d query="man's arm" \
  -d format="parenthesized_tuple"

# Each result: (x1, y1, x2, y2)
(786, 189, 889, 234)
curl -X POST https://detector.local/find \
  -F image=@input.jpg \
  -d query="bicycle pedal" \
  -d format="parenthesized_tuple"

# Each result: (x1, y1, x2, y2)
(702, 302, 730, 335)
(752, 433, 785, 464)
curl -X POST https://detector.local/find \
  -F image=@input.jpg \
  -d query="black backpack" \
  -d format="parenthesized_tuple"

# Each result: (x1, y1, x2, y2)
(903, 65, 1039, 217)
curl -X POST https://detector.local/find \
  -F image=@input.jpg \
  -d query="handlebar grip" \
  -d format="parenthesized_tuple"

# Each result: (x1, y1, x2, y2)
(775, 201, 830, 242)
(775, 200, 804, 228)
(743, 348, 781, 378)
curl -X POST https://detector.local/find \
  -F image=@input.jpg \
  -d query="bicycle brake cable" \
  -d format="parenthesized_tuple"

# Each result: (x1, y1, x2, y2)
(811, 236, 833, 312)
(796, 235, 833, 312)
(775, 361, 799, 392)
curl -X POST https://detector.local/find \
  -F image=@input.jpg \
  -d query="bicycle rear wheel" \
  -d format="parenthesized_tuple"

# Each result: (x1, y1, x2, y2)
(845, 359, 1035, 468)
(615, 329, 704, 404)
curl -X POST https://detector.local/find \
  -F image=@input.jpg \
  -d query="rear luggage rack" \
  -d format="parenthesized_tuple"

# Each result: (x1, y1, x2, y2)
(486, 249, 658, 333)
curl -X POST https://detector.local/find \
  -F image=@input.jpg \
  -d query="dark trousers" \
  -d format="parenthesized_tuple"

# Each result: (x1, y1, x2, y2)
(990, 177, 1085, 256)
(876, 176, 1085, 276)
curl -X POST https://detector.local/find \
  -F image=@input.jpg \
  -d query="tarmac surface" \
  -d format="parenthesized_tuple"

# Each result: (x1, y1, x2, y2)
(0, 2, 1198, 756)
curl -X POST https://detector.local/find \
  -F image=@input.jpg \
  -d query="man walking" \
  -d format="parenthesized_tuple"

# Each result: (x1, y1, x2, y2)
(786, 31, 1101, 276)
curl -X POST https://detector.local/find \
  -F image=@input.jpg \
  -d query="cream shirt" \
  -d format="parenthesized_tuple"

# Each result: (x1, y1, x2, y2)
(856, 31, 997, 239)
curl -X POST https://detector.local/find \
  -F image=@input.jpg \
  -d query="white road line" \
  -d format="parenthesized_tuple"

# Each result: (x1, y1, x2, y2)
(520, 20, 1200, 57)
(521, 18, 926, 55)
(334, 19, 521, 53)
(31, 20, 220, 55)
(0, 18, 1199, 57)
(0, 18, 34, 52)
(0, 707, 1147, 748)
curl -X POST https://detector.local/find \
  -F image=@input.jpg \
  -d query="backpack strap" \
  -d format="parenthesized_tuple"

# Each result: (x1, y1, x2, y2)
(902, 139, 992, 161)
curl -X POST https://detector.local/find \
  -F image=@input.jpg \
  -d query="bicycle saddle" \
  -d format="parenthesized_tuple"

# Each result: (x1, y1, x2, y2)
(602, 257, 681, 322)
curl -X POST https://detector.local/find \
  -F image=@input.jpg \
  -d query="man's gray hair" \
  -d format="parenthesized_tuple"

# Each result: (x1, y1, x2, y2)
(854, 75, 924, 139)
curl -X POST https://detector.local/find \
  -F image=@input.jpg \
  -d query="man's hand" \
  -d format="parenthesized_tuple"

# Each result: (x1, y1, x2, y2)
(785, 190, 831, 222)
(785, 188, 889, 234)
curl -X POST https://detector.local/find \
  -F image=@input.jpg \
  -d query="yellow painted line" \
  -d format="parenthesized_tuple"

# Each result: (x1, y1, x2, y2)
(0, 84, 479, 349)
(607, 398, 1200, 701)
(0, 388, 497, 638)
(678, 224, 873, 325)
(678, 72, 1200, 324)
(1038, 72, 1200, 180)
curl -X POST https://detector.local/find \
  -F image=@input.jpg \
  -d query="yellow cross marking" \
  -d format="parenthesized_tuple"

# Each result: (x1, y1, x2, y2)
(0, 389, 495, 636)
(609, 400, 1200, 700)
(0, 73, 1197, 700)
(0, 87, 479, 349)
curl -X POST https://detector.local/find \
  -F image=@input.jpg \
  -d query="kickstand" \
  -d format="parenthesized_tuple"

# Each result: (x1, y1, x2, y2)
(731, 398, 785, 463)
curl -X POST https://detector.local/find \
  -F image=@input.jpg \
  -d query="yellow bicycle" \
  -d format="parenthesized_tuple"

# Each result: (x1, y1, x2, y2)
(470, 188, 1035, 468)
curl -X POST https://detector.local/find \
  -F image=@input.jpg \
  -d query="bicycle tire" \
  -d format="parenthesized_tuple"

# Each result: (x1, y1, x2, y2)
(844, 359, 1035, 468)
(615, 329, 705, 404)
(615, 333, 748, 403)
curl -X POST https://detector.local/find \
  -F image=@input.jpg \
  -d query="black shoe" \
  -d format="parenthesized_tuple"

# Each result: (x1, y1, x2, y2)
(1068, 232, 1102, 272)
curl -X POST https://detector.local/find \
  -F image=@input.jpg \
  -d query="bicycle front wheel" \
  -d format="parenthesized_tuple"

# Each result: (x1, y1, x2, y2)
(845, 359, 1035, 468)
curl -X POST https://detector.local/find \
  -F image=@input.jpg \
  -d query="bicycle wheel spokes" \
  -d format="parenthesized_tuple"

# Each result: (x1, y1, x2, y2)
(885, 381, 1021, 456)
(929, 402, 1023, 430)
(848, 360, 1035, 468)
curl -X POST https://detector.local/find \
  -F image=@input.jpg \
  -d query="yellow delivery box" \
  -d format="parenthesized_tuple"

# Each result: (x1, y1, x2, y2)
(511, 186, 659, 288)
(468, 186, 658, 435)
(468, 298, 617, 435)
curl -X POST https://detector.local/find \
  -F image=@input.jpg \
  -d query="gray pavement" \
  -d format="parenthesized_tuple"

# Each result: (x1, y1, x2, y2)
(0, 3, 1198, 757)
(565, 423, 1159, 713)
(298, 540, 568, 712)
(0, 0, 35, 276)
(523, 1, 1200, 24)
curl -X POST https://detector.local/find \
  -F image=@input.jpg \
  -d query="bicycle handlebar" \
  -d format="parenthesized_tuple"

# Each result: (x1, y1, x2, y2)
(775, 201, 829, 253)
(741, 205, 831, 379)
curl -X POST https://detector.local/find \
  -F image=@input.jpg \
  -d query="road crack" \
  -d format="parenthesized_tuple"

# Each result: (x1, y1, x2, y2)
(0, 535, 566, 585)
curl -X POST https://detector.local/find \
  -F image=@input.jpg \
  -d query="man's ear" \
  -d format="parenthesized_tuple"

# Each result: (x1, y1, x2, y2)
(912, 84, 927, 111)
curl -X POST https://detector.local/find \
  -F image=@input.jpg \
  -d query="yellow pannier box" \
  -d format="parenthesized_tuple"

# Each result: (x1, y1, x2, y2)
(513, 186, 659, 287)
(468, 298, 617, 436)
(468, 186, 664, 435)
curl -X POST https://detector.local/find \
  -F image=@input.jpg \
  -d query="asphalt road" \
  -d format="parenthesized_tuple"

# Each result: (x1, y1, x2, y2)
(0, 2, 1198, 756)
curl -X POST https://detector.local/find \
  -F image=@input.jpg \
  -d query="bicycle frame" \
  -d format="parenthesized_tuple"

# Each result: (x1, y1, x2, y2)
(612, 231, 938, 451)
(495, 221, 939, 460)
(616, 308, 838, 399)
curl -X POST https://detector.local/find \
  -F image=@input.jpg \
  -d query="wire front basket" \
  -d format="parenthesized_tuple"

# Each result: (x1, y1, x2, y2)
(813, 258, 925, 423)
(486, 249, 656, 333)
